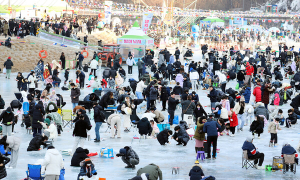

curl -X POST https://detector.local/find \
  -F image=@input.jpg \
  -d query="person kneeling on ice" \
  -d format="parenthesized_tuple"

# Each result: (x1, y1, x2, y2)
(71, 147, 89, 167)
(171, 125, 189, 146)
(77, 158, 97, 180)
(116, 146, 139, 169)
(189, 160, 205, 180)
(157, 129, 173, 145)
(136, 163, 162, 180)
(130, 173, 150, 180)
(27, 134, 48, 151)
(242, 137, 265, 169)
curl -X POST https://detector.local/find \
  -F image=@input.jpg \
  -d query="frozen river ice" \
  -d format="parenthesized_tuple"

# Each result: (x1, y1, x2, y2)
(0, 50, 299, 180)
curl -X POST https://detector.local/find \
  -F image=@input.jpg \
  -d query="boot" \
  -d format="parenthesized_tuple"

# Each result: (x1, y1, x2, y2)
(269, 140, 273, 147)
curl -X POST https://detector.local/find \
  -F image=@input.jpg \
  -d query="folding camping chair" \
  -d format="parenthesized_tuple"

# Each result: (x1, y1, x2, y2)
(61, 109, 74, 128)
(129, 120, 139, 132)
(283, 154, 297, 174)
(26, 164, 44, 180)
(242, 150, 255, 169)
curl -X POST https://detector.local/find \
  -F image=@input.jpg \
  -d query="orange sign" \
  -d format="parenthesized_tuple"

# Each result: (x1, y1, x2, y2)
(8, 7, 12, 11)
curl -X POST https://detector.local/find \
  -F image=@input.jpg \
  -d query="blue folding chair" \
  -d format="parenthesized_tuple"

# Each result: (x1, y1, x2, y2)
(26, 164, 44, 180)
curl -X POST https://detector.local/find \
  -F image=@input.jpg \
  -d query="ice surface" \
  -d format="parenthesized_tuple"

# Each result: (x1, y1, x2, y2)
(1, 50, 299, 180)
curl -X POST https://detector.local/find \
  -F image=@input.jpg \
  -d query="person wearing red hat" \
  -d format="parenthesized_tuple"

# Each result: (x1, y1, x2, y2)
(3, 57, 13, 79)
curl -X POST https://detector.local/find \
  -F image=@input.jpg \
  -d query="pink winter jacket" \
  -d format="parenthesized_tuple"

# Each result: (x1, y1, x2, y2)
(274, 93, 280, 106)
(152, 122, 160, 133)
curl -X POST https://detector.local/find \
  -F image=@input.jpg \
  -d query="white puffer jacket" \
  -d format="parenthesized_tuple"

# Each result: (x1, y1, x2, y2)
(90, 59, 98, 69)
(136, 81, 147, 93)
(220, 108, 229, 119)
(44, 124, 58, 140)
(42, 149, 64, 175)
(190, 70, 199, 80)
(28, 75, 36, 89)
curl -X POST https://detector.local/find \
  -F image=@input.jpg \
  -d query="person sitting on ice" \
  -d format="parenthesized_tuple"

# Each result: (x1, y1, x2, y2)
(77, 158, 97, 180)
(242, 137, 265, 169)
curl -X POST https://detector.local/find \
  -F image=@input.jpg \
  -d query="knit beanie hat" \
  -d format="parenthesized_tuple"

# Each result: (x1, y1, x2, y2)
(48, 104, 55, 111)
(246, 137, 253, 142)
(44, 118, 51, 126)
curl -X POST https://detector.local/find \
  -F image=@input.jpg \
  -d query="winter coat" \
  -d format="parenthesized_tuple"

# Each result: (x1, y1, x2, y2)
(149, 87, 158, 101)
(44, 124, 58, 140)
(189, 165, 205, 180)
(246, 65, 254, 75)
(136, 81, 147, 93)
(282, 145, 297, 155)
(237, 71, 245, 81)
(287, 113, 297, 124)
(194, 122, 205, 141)
(137, 118, 152, 135)
(70, 87, 81, 103)
(27, 134, 47, 151)
(173, 85, 183, 95)
(254, 105, 269, 120)
(90, 59, 98, 69)
(168, 97, 179, 111)
(0, 154, 10, 179)
(46, 112, 62, 125)
(158, 54, 165, 66)
(32, 104, 45, 129)
(194, 106, 207, 119)
(0, 107, 14, 125)
(28, 75, 37, 89)
(160, 86, 169, 101)
(262, 85, 274, 104)
(229, 112, 238, 127)
(99, 92, 113, 108)
(157, 129, 170, 144)
(93, 105, 105, 123)
(190, 70, 199, 80)
(42, 149, 64, 176)
(273, 93, 280, 106)
(242, 87, 251, 103)
(3, 59, 13, 69)
(153, 110, 165, 123)
(115, 72, 124, 85)
(126, 58, 135, 66)
(137, 60, 145, 70)
(137, 163, 162, 180)
(73, 119, 92, 138)
(181, 100, 196, 115)
(253, 85, 262, 102)
(242, 141, 258, 157)
(151, 122, 160, 134)
(5, 136, 21, 151)
(203, 119, 221, 137)
(208, 88, 218, 103)
(71, 147, 89, 166)
(175, 74, 184, 87)
(222, 57, 227, 69)
(0, 98, 4, 109)
(233, 103, 245, 115)
(107, 78, 115, 88)
(139, 74, 150, 85)
(268, 121, 280, 134)
(250, 120, 264, 134)
(173, 126, 189, 143)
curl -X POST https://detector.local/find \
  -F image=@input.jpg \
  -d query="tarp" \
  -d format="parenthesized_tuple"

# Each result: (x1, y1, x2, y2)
(117, 21, 154, 46)
(201, 17, 225, 23)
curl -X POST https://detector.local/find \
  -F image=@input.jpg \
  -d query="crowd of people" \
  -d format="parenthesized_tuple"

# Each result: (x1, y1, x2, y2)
(1, 14, 300, 179)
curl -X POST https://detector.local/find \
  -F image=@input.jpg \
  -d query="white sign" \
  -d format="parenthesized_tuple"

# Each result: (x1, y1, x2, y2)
(104, 1, 113, 24)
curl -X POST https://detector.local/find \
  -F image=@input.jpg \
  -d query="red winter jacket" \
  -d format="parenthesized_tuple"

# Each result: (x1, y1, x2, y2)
(229, 112, 238, 127)
(253, 85, 262, 102)
(246, 65, 254, 76)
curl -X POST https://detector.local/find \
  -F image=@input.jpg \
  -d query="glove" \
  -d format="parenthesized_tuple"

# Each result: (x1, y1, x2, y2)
(6, 122, 11, 125)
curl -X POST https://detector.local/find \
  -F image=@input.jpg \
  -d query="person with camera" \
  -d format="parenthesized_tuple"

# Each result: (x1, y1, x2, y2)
(72, 113, 92, 154)
(116, 146, 139, 169)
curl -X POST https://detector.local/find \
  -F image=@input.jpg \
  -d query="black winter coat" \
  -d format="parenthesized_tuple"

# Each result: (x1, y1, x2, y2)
(10, 100, 22, 110)
(160, 86, 169, 101)
(250, 120, 264, 134)
(173, 86, 183, 95)
(71, 147, 89, 166)
(32, 104, 45, 129)
(137, 118, 152, 135)
(0, 98, 4, 109)
(73, 109, 91, 127)
(73, 120, 91, 138)
(93, 105, 105, 122)
(194, 106, 207, 119)
(0, 107, 14, 125)
(189, 165, 205, 180)
(168, 97, 179, 111)
(3, 59, 13, 69)
(27, 134, 47, 151)
(157, 129, 170, 145)
(99, 92, 113, 108)
(0, 154, 10, 179)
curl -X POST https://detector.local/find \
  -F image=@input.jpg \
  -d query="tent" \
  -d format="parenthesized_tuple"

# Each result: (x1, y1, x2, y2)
(117, 21, 154, 61)
(200, 17, 225, 28)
